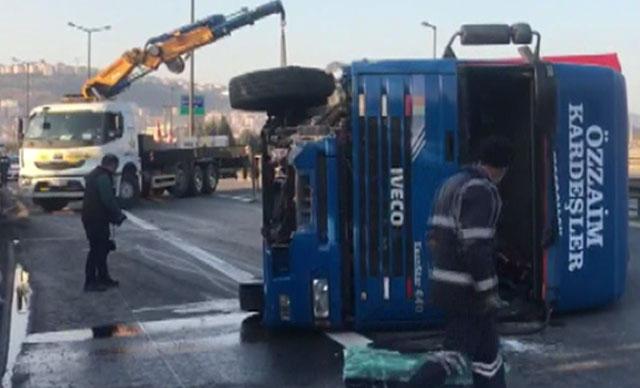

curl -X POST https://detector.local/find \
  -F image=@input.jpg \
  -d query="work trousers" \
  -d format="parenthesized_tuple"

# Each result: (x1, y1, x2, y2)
(83, 222, 111, 284)
(408, 311, 506, 388)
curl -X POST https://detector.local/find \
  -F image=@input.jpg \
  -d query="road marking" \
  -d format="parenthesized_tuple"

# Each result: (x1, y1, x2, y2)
(630, 221, 640, 229)
(132, 298, 239, 315)
(25, 312, 251, 344)
(325, 331, 373, 348)
(124, 211, 375, 350)
(216, 194, 256, 203)
(123, 211, 160, 231)
(123, 211, 254, 283)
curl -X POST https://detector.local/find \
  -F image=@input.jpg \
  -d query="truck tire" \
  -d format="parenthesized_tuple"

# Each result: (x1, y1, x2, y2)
(189, 165, 205, 196)
(169, 163, 190, 198)
(239, 280, 264, 313)
(35, 199, 68, 213)
(141, 177, 151, 198)
(118, 171, 140, 209)
(229, 66, 335, 112)
(202, 164, 219, 194)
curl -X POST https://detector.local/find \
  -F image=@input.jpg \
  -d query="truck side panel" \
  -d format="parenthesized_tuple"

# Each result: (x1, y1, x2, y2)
(547, 64, 628, 311)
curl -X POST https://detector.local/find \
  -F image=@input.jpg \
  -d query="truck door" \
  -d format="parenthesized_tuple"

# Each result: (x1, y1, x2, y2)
(350, 60, 458, 329)
(545, 63, 628, 311)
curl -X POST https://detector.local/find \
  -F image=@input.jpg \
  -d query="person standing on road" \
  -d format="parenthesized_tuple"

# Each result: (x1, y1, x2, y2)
(409, 136, 513, 388)
(82, 154, 127, 292)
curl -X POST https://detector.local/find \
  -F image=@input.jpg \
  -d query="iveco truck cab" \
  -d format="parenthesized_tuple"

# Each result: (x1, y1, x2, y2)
(19, 100, 140, 212)
(231, 23, 629, 330)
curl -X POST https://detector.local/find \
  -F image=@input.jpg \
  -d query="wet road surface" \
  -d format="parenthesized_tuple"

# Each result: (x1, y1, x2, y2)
(2, 179, 640, 387)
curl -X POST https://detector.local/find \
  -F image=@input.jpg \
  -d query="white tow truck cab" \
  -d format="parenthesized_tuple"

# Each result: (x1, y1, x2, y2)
(19, 99, 249, 212)
(19, 100, 141, 212)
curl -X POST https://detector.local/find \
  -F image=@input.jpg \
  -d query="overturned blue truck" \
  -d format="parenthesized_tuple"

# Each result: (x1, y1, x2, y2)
(231, 23, 629, 329)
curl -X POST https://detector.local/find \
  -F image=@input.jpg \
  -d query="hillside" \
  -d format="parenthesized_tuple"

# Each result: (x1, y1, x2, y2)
(0, 73, 231, 116)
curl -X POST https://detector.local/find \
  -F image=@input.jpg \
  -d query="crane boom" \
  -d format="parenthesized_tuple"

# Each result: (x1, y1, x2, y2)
(81, 0, 285, 99)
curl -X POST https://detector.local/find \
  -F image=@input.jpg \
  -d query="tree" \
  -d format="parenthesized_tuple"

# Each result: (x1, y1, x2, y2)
(204, 117, 218, 135)
(207, 115, 235, 145)
(217, 116, 232, 137)
(237, 129, 261, 152)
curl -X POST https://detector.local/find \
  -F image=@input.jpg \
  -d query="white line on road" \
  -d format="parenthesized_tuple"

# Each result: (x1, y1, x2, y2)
(630, 221, 640, 229)
(132, 298, 239, 315)
(123, 211, 254, 283)
(124, 210, 374, 350)
(216, 194, 256, 203)
(25, 312, 251, 345)
(325, 331, 373, 348)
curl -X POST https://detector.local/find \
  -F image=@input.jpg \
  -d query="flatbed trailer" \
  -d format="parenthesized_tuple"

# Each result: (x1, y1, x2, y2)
(138, 134, 248, 198)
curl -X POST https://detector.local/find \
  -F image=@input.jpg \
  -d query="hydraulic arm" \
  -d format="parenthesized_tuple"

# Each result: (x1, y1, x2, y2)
(81, 1, 285, 99)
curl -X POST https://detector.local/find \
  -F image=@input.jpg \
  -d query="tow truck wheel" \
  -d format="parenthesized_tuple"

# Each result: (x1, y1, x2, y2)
(202, 164, 219, 194)
(169, 163, 190, 198)
(229, 66, 335, 113)
(35, 199, 68, 213)
(189, 165, 205, 195)
(118, 171, 140, 209)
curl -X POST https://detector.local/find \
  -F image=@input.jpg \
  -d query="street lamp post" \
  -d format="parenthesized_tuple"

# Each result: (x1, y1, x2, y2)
(11, 57, 39, 119)
(67, 22, 111, 79)
(189, 0, 196, 139)
(421, 21, 437, 59)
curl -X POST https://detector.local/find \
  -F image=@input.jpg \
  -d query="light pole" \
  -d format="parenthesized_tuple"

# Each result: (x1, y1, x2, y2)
(189, 0, 196, 139)
(67, 22, 111, 79)
(11, 57, 40, 118)
(421, 21, 437, 59)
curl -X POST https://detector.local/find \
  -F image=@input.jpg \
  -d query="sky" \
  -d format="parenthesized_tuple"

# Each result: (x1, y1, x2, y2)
(1, 0, 639, 113)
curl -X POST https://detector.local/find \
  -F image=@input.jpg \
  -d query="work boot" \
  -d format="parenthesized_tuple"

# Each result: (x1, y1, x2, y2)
(100, 278, 120, 288)
(84, 282, 108, 292)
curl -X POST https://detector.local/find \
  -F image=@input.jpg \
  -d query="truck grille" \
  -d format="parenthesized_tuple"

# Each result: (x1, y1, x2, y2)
(35, 160, 85, 170)
(354, 84, 413, 295)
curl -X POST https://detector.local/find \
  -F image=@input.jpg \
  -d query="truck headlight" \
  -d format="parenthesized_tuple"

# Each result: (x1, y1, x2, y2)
(312, 278, 330, 319)
(279, 294, 291, 321)
(20, 177, 32, 187)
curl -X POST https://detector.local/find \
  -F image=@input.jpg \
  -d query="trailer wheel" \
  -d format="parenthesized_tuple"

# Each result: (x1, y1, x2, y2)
(239, 280, 264, 313)
(35, 198, 68, 213)
(202, 164, 219, 194)
(118, 171, 140, 209)
(229, 66, 335, 113)
(169, 163, 190, 198)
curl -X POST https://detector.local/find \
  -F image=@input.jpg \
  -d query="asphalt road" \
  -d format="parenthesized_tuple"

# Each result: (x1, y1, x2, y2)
(1, 179, 639, 387)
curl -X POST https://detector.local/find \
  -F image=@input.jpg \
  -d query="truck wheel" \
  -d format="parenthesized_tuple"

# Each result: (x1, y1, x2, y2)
(239, 280, 264, 313)
(202, 164, 219, 194)
(35, 199, 68, 212)
(118, 171, 140, 209)
(229, 66, 335, 113)
(141, 178, 151, 198)
(189, 165, 205, 196)
(169, 163, 190, 198)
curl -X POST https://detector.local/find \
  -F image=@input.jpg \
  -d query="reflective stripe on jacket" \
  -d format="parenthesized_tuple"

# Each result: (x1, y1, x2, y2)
(427, 165, 502, 313)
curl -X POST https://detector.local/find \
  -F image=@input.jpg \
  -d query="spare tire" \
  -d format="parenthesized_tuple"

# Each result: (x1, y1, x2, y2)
(229, 66, 335, 112)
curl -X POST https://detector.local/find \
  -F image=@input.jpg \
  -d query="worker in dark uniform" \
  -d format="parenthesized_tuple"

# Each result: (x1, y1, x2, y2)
(82, 154, 127, 292)
(409, 136, 514, 388)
